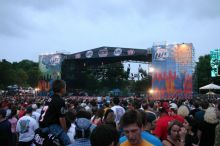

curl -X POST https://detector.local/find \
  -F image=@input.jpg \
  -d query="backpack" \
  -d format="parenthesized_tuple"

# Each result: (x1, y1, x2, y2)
(33, 128, 63, 146)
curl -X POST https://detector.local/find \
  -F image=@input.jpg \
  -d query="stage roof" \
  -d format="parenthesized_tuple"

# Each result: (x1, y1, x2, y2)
(66, 46, 152, 63)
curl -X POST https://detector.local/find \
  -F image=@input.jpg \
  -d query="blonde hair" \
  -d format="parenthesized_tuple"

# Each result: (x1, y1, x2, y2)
(177, 105, 189, 118)
(204, 107, 218, 124)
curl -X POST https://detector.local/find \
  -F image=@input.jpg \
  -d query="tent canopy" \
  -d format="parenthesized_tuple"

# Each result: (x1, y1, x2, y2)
(206, 91, 216, 95)
(199, 83, 220, 90)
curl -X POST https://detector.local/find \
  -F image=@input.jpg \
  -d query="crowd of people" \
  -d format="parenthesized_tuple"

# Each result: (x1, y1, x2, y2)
(0, 79, 220, 146)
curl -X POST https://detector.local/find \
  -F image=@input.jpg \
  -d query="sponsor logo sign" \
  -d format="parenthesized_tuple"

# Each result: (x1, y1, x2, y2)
(50, 55, 61, 66)
(86, 50, 93, 58)
(154, 47, 169, 61)
(127, 49, 135, 55)
(114, 48, 122, 56)
(75, 53, 81, 59)
(98, 48, 108, 57)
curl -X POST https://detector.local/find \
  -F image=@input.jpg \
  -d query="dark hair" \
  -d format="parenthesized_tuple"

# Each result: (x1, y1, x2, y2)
(142, 102, 149, 110)
(90, 124, 119, 146)
(52, 80, 66, 93)
(133, 99, 141, 109)
(65, 110, 76, 129)
(104, 109, 114, 121)
(0, 108, 6, 118)
(185, 116, 197, 133)
(26, 106, 33, 114)
(138, 109, 148, 126)
(76, 110, 92, 119)
(93, 108, 104, 122)
(168, 120, 183, 135)
(113, 97, 120, 105)
(149, 101, 155, 109)
(201, 101, 209, 109)
(8, 105, 17, 119)
(120, 110, 142, 128)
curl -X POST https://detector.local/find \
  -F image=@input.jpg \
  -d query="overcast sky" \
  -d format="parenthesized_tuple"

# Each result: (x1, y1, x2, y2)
(0, 0, 220, 62)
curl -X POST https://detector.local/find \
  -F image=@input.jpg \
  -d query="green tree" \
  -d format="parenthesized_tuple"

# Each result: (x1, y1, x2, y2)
(27, 67, 42, 87)
(16, 69, 28, 86)
(196, 55, 212, 89)
(0, 59, 40, 89)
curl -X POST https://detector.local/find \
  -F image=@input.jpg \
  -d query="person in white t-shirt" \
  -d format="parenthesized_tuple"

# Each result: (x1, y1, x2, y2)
(16, 106, 39, 146)
(111, 97, 125, 125)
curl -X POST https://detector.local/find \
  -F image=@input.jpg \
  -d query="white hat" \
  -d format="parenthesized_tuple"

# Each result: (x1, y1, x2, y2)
(170, 103, 178, 110)
(32, 104, 38, 110)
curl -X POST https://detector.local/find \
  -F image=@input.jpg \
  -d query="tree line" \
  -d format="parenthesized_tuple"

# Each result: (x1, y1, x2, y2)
(0, 59, 41, 89)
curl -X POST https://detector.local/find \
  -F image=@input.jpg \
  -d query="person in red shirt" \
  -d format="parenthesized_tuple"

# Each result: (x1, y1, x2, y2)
(18, 105, 26, 119)
(153, 102, 175, 140)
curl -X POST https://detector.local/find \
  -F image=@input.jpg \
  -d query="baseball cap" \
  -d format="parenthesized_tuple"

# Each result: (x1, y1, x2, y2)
(170, 103, 178, 110)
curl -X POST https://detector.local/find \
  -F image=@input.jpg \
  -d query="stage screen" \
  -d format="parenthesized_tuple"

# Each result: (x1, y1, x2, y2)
(39, 54, 65, 80)
(151, 43, 194, 99)
(210, 49, 220, 77)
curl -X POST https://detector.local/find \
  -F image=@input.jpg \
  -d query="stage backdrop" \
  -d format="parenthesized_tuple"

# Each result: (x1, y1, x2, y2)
(151, 43, 194, 100)
(38, 53, 66, 92)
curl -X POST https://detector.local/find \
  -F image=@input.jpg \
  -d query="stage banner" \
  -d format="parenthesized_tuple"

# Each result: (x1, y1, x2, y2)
(151, 43, 194, 100)
(38, 54, 65, 91)
(39, 54, 65, 80)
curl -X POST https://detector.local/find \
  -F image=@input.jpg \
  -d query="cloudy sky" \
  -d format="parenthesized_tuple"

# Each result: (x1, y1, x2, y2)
(0, 0, 220, 62)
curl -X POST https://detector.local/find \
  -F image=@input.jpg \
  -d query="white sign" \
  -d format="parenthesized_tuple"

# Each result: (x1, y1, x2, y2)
(86, 50, 93, 58)
(154, 47, 169, 61)
(50, 55, 61, 66)
(114, 48, 122, 56)
(98, 48, 108, 57)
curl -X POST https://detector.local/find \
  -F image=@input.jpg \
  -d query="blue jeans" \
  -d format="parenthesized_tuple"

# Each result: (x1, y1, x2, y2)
(41, 124, 71, 146)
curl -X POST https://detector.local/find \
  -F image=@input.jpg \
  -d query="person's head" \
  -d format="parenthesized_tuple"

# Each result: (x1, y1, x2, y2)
(133, 99, 141, 109)
(184, 116, 197, 133)
(76, 109, 92, 120)
(138, 110, 156, 131)
(201, 101, 209, 110)
(170, 103, 178, 113)
(146, 112, 157, 130)
(0, 108, 6, 119)
(8, 105, 17, 119)
(52, 80, 66, 95)
(142, 102, 149, 110)
(90, 124, 119, 146)
(94, 108, 104, 119)
(32, 104, 38, 111)
(204, 107, 218, 124)
(104, 109, 115, 123)
(159, 102, 169, 115)
(177, 105, 189, 118)
(26, 106, 33, 115)
(168, 120, 183, 141)
(120, 110, 142, 145)
(113, 97, 120, 105)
